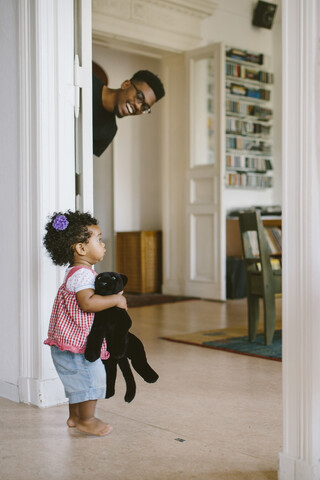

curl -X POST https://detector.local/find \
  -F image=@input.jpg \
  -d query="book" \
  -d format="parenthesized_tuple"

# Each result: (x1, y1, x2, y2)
(226, 48, 264, 66)
(231, 83, 247, 96)
(264, 228, 281, 254)
(246, 52, 264, 65)
(226, 48, 246, 61)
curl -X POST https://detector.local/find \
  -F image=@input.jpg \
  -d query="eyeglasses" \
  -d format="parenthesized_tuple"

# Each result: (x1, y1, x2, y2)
(131, 81, 151, 114)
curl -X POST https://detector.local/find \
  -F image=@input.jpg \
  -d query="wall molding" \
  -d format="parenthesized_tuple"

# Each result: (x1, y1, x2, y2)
(0, 380, 19, 404)
(16, 0, 77, 407)
(18, 377, 67, 408)
(92, 0, 217, 54)
(19, 0, 34, 402)
(279, 0, 320, 477)
(279, 454, 320, 480)
(145, 0, 217, 18)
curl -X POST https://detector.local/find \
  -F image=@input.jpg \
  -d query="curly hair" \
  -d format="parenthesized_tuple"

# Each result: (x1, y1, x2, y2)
(130, 70, 165, 101)
(43, 210, 98, 266)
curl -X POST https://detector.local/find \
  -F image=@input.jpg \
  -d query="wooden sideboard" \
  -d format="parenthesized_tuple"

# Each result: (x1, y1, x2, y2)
(226, 217, 282, 257)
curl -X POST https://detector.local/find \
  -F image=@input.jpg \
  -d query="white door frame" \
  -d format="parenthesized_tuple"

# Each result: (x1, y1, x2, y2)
(279, 0, 320, 478)
(18, 0, 92, 407)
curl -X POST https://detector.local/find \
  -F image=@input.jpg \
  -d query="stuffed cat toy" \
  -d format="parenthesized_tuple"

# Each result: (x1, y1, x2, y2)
(85, 272, 159, 402)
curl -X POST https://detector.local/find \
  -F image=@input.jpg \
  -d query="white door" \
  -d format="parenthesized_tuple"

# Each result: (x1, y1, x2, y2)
(162, 43, 225, 301)
(74, 0, 93, 212)
(185, 43, 225, 300)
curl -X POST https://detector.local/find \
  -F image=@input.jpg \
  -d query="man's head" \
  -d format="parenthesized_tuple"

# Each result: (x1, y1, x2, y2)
(114, 70, 165, 118)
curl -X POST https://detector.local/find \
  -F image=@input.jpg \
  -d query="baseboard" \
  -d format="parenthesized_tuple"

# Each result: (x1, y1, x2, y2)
(279, 452, 320, 480)
(162, 280, 187, 296)
(0, 379, 20, 403)
(185, 281, 224, 301)
(18, 376, 67, 408)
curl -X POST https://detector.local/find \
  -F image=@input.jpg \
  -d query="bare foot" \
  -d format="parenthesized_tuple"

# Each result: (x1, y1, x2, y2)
(67, 416, 79, 428)
(68, 403, 80, 428)
(76, 417, 113, 437)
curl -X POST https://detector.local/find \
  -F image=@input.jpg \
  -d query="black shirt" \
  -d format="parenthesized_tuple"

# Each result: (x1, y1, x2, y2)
(92, 73, 118, 157)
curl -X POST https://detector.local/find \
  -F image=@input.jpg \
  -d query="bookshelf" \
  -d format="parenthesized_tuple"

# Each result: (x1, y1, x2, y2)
(225, 47, 274, 189)
(226, 217, 281, 257)
(226, 215, 281, 298)
(185, 43, 278, 300)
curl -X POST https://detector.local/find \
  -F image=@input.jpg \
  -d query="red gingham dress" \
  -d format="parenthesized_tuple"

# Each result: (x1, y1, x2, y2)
(44, 266, 109, 360)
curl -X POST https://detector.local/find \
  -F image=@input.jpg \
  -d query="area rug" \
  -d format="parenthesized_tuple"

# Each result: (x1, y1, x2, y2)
(126, 293, 196, 308)
(161, 327, 282, 361)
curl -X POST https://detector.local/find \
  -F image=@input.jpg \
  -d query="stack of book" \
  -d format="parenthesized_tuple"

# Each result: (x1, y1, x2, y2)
(226, 48, 264, 65)
(244, 226, 282, 257)
(226, 62, 274, 84)
(226, 100, 272, 120)
(226, 154, 272, 172)
(226, 118, 271, 136)
(265, 227, 282, 254)
(227, 82, 271, 101)
(226, 137, 271, 153)
(226, 171, 273, 188)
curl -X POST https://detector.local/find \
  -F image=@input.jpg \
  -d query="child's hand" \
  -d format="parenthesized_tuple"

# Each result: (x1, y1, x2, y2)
(76, 288, 128, 312)
(116, 291, 127, 310)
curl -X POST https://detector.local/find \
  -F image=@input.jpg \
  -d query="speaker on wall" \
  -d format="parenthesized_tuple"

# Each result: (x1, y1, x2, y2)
(252, 1, 277, 30)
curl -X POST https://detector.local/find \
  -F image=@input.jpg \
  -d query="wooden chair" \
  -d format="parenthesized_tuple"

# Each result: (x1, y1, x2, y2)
(238, 210, 282, 345)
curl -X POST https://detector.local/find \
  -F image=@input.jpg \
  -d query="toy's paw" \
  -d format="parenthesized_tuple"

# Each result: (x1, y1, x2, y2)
(145, 371, 159, 383)
(84, 350, 100, 362)
(105, 388, 115, 399)
(124, 389, 136, 403)
(134, 364, 159, 383)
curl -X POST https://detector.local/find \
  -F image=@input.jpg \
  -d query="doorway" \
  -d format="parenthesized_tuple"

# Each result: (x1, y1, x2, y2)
(92, 45, 164, 273)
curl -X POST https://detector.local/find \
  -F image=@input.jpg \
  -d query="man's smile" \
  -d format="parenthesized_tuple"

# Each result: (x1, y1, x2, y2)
(125, 102, 135, 115)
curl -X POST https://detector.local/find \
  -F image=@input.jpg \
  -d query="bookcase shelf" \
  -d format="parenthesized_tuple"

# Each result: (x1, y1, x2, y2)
(226, 92, 271, 104)
(225, 47, 274, 189)
(226, 133, 272, 141)
(226, 112, 272, 125)
(226, 75, 271, 87)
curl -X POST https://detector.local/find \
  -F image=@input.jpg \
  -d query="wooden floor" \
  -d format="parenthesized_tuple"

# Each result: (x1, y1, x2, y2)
(0, 298, 282, 480)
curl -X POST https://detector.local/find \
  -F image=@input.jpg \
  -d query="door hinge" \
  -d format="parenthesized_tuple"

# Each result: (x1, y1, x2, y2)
(74, 54, 83, 118)
(75, 173, 81, 196)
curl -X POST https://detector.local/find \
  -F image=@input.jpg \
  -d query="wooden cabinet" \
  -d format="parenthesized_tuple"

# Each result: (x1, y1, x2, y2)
(227, 217, 281, 257)
(116, 231, 162, 293)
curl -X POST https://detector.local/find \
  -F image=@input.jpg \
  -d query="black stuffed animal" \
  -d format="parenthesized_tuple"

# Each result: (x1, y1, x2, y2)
(85, 272, 159, 402)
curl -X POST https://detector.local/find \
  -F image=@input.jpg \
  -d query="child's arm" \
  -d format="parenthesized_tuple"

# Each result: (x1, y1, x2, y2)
(76, 288, 127, 313)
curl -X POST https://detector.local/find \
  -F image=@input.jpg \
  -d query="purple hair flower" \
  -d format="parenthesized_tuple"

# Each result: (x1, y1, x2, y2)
(52, 215, 69, 231)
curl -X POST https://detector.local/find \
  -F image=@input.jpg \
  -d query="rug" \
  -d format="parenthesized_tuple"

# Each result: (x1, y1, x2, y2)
(161, 327, 282, 361)
(126, 293, 196, 308)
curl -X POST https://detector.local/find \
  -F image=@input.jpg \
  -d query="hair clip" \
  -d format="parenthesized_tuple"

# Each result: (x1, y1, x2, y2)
(52, 214, 69, 231)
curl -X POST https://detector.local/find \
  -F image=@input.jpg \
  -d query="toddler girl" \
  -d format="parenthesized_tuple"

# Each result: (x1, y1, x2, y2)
(43, 210, 127, 436)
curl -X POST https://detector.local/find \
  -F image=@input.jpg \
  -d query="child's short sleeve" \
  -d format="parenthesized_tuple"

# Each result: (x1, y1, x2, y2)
(66, 268, 96, 293)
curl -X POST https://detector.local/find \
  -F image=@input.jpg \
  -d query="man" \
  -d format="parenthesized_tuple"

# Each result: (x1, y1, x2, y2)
(92, 70, 165, 157)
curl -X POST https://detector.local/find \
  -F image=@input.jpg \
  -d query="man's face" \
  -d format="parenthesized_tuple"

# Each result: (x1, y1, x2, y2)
(114, 80, 157, 118)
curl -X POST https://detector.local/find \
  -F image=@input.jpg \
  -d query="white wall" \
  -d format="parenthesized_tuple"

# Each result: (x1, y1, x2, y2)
(0, 0, 20, 400)
(92, 45, 163, 232)
(201, 0, 282, 211)
(93, 1, 282, 229)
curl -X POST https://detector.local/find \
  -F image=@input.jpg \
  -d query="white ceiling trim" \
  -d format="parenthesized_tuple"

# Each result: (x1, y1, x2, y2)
(92, 0, 217, 55)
